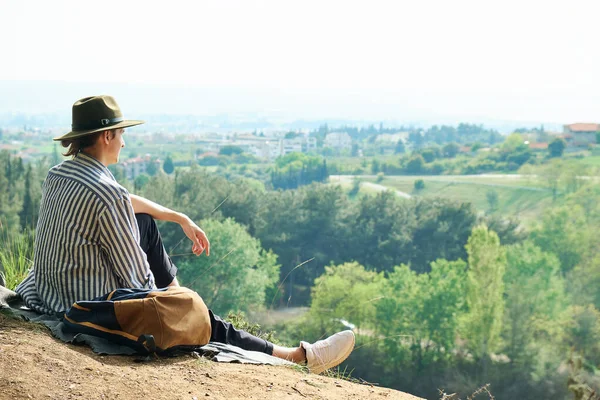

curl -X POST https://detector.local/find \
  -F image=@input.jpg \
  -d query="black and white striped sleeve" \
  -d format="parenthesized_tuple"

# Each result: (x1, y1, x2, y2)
(98, 197, 156, 289)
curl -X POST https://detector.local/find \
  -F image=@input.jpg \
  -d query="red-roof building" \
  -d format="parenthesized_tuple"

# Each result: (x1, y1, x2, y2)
(564, 123, 600, 133)
(528, 142, 549, 150)
(562, 123, 599, 147)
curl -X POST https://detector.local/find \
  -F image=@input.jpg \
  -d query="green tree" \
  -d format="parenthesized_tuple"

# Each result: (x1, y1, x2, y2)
(133, 173, 150, 192)
(348, 177, 361, 197)
(219, 145, 244, 156)
(377, 259, 467, 371)
(177, 218, 279, 315)
(51, 144, 61, 166)
(421, 259, 467, 360)
(420, 149, 436, 163)
(346, 191, 414, 272)
(410, 199, 478, 273)
(486, 189, 499, 212)
(19, 165, 38, 229)
(0, 152, 21, 235)
(163, 155, 175, 174)
(548, 138, 566, 158)
(405, 154, 425, 174)
(470, 142, 483, 152)
(502, 133, 527, 152)
(414, 179, 425, 191)
(535, 160, 564, 201)
(502, 241, 566, 369)
(108, 164, 126, 182)
(395, 140, 406, 154)
(371, 159, 380, 174)
(530, 205, 590, 274)
(145, 160, 158, 176)
(408, 131, 424, 149)
(461, 225, 506, 375)
(561, 163, 589, 194)
(442, 142, 460, 158)
(198, 155, 219, 166)
(309, 262, 385, 332)
(375, 264, 420, 372)
(570, 255, 600, 309)
(562, 305, 600, 368)
(270, 153, 328, 190)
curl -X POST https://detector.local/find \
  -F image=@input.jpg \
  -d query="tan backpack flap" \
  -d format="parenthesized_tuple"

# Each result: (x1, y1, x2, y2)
(114, 287, 211, 351)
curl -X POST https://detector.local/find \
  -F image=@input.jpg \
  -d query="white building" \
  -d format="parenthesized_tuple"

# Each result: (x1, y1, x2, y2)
(119, 155, 161, 180)
(281, 135, 317, 156)
(324, 132, 352, 150)
(247, 140, 281, 160)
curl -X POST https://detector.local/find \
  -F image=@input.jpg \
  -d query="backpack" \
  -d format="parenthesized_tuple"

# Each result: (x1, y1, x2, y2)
(62, 286, 211, 355)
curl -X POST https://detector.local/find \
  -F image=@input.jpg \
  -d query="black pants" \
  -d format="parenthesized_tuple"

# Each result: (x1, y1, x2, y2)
(135, 213, 274, 355)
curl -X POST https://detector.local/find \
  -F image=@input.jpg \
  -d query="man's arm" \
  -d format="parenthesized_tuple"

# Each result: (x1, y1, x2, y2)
(130, 194, 210, 257)
(99, 198, 156, 289)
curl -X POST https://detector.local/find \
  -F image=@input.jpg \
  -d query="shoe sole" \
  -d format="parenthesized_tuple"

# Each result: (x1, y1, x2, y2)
(312, 332, 356, 375)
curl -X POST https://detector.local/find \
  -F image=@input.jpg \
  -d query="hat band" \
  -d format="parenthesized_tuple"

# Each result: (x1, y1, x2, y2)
(72, 117, 124, 131)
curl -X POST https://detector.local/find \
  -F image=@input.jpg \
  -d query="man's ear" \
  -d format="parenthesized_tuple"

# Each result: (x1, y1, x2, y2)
(102, 130, 111, 144)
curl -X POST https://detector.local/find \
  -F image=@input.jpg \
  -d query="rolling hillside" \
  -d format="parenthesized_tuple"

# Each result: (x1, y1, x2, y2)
(331, 174, 554, 225)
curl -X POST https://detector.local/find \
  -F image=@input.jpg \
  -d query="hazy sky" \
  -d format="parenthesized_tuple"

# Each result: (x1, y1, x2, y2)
(1, 0, 599, 124)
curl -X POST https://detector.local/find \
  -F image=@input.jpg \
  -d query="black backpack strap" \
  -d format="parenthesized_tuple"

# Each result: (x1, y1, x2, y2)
(138, 334, 156, 353)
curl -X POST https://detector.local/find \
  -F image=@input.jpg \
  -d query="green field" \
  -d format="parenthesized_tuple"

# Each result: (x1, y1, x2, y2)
(337, 174, 555, 225)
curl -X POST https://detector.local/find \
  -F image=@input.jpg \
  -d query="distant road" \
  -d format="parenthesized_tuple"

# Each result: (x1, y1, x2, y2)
(330, 174, 553, 193)
(329, 175, 412, 198)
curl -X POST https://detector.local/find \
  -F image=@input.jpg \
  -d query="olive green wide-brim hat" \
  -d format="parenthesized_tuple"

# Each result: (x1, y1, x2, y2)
(53, 95, 144, 141)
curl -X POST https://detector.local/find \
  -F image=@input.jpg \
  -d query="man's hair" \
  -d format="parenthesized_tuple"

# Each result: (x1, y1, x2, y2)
(61, 130, 116, 157)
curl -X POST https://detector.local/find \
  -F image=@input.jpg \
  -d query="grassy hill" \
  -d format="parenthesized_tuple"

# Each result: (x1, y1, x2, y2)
(333, 174, 554, 225)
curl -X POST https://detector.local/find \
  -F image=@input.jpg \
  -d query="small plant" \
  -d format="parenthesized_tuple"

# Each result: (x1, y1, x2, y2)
(376, 172, 385, 183)
(438, 384, 495, 400)
(323, 364, 359, 383)
(568, 354, 600, 400)
(414, 179, 425, 191)
(0, 229, 34, 290)
(225, 311, 280, 345)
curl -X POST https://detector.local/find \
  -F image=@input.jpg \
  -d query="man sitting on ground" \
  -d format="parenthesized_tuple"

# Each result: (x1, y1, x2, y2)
(15, 95, 355, 374)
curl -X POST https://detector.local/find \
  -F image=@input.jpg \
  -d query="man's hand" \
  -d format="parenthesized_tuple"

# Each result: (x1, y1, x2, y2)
(128, 194, 210, 256)
(180, 217, 210, 256)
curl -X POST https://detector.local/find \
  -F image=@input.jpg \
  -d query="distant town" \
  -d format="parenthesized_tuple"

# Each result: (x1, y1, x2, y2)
(0, 121, 598, 181)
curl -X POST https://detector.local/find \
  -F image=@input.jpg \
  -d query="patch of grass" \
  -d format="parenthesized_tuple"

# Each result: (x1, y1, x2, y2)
(192, 355, 212, 367)
(323, 364, 360, 383)
(438, 383, 495, 400)
(0, 308, 47, 333)
(0, 229, 34, 290)
(287, 363, 309, 374)
(0, 308, 20, 321)
(224, 311, 281, 345)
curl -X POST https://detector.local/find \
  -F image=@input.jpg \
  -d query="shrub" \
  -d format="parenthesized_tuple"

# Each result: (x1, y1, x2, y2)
(0, 230, 34, 290)
(405, 155, 425, 174)
(349, 178, 362, 197)
(414, 179, 425, 190)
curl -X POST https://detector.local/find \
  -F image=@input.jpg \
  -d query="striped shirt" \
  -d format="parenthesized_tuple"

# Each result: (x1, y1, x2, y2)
(16, 152, 156, 314)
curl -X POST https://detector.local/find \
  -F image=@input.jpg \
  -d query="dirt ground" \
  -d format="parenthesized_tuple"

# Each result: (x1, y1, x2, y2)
(0, 314, 423, 400)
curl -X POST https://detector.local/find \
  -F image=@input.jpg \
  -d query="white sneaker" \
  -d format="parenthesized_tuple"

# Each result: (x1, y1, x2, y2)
(301, 330, 355, 374)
